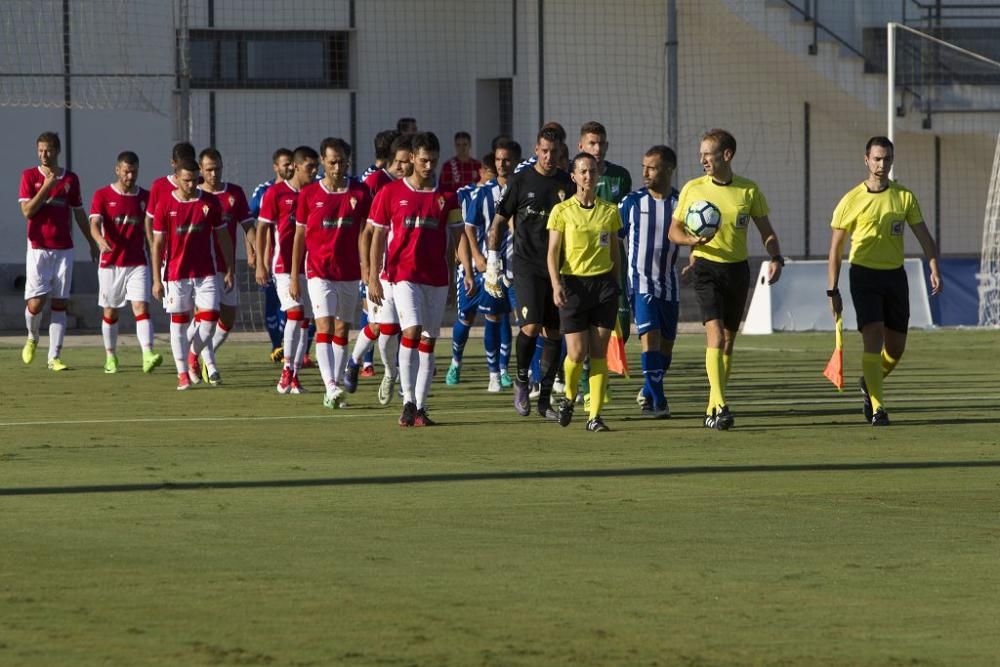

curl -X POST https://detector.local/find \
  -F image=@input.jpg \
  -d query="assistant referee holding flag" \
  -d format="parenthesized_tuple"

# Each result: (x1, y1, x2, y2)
(547, 152, 622, 432)
(668, 129, 784, 430)
(827, 136, 942, 426)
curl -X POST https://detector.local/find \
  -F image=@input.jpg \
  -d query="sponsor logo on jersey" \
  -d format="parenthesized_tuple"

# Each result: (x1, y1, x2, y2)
(284, 199, 294, 206)
(109, 201, 117, 208)
(404, 216, 439, 230)
(322, 217, 354, 229)
(176, 223, 204, 234)
(116, 215, 142, 227)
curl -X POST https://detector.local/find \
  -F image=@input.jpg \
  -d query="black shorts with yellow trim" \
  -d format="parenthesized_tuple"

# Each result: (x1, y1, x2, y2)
(849, 263, 909, 333)
(691, 257, 750, 332)
(558, 272, 620, 335)
(510, 268, 560, 330)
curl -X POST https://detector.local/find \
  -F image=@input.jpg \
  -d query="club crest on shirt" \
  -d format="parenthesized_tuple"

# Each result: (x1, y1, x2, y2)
(140, 201, 146, 211)
(557, 190, 566, 202)
(63, 182, 71, 194)
(202, 204, 210, 216)
(350, 196, 358, 210)
(437, 196, 447, 211)
(228, 195, 235, 207)
(522, 305, 529, 319)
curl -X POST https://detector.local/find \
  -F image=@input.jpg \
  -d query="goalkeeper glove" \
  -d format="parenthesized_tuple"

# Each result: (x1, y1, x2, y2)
(484, 251, 507, 298)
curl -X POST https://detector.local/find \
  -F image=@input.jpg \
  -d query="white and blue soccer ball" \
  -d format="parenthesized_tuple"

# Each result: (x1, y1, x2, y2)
(684, 200, 721, 239)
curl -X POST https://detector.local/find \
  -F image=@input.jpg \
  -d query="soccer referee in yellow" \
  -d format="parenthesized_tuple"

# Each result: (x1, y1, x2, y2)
(547, 152, 622, 432)
(668, 129, 784, 430)
(827, 136, 942, 426)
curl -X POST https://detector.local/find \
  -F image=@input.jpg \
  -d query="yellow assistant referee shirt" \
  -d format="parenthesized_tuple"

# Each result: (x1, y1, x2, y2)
(547, 197, 622, 277)
(674, 175, 769, 264)
(830, 181, 923, 270)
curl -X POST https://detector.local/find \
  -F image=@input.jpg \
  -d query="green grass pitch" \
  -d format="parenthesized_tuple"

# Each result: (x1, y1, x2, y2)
(1, 329, 998, 665)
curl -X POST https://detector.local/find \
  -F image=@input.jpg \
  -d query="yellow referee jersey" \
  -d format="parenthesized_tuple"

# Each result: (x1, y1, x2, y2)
(547, 197, 622, 276)
(674, 175, 769, 263)
(831, 181, 923, 270)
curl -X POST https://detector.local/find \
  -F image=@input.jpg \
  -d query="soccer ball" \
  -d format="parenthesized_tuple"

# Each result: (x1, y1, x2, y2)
(684, 200, 721, 239)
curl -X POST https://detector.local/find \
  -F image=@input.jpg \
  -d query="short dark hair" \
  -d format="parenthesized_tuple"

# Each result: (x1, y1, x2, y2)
(272, 147, 293, 163)
(491, 134, 512, 151)
(389, 134, 413, 156)
(36, 131, 60, 151)
(494, 138, 521, 162)
(702, 129, 736, 156)
(537, 127, 563, 145)
(171, 141, 196, 163)
(481, 153, 496, 169)
(866, 136, 894, 155)
(174, 158, 199, 174)
(579, 121, 607, 139)
(570, 151, 597, 173)
(373, 130, 399, 161)
(454, 131, 471, 142)
(508, 141, 523, 162)
(116, 151, 139, 166)
(644, 145, 677, 169)
(198, 147, 222, 164)
(320, 137, 352, 159)
(292, 145, 319, 164)
(396, 116, 417, 133)
(540, 121, 567, 143)
(411, 132, 440, 155)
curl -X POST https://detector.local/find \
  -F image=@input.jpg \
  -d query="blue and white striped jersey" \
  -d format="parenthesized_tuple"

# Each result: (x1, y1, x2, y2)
(465, 178, 513, 269)
(248, 178, 276, 219)
(513, 156, 537, 174)
(618, 187, 681, 301)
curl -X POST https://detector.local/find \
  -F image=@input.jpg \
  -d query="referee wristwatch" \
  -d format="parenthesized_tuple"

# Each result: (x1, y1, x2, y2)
(826, 288, 840, 297)
(769, 254, 785, 267)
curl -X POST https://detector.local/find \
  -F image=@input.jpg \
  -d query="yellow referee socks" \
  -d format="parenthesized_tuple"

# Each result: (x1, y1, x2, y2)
(563, 356, 584, 401)
(587, 358, 608, 421)
(722, 353, 733, 391)
(862, 352, 884, 411)
(881, 349, 900, 378)
(705, 348, 725, 414)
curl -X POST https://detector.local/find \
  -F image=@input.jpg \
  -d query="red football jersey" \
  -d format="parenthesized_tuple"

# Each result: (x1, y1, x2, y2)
(258, 180, 301, 275)
(89, 184, 150, 268)
(201, 182, 251, 274)
(363, 168, 396, 197)
(145, 174, 178, 221)
(368, 179, 462, 287)
(295, 179, 371, 282)
(152, 191, 225, 281)
(18, 167, 83, 250)
(439, 157, 482, 192)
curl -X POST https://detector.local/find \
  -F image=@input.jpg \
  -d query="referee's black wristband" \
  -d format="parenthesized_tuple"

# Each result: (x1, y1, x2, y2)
(826, 288, 840, 297)
(770, 254, 785, 266)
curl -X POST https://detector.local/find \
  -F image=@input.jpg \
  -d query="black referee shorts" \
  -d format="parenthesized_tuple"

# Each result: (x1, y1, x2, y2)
(691, 258, 751, 332)
(849, 263, 909, 333)
(510, 269, 560, 330)
(559, 272, 620, 335)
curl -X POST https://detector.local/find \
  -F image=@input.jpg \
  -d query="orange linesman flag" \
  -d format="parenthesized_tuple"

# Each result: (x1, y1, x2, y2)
(607, 319, 630, 378)
(823, 314, 845, 391)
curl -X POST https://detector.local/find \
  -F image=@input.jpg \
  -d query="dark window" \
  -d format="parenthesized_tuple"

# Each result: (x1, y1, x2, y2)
(184, 30, 349, 89)
(498, 78, 513, 139)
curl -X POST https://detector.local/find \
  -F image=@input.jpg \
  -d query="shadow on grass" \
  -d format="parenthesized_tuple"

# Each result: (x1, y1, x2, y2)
(3, 460, 999, 496)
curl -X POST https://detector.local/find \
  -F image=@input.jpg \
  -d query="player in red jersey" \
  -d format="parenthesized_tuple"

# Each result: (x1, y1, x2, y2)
(289, 137, 371, 409)
(145, 142, 197, 247)
(18, 131, 99, 371)
(185, 148, 256, 378)
(255, 145, 319, 394)
(88, 150, 163, 375)
(346, 133, 414, 403)
(439, 131, 482, 192)
(368, 132, 474, 426)
(151, 158, 234, 390)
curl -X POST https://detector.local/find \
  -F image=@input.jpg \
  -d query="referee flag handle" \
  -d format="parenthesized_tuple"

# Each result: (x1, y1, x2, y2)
(822, 314, 845, 391)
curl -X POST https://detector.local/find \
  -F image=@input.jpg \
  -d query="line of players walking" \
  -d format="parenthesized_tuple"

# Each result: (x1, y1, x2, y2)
(17, 119, 941, 429)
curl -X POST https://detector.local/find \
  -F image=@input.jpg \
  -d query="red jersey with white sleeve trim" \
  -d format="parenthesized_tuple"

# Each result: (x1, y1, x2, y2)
(201, 182, 251, 274)
(368, 178, 462, 287)
(18, 167, 83, 250)
(89, 184, 150, 268)
(152, 191, 225, 281)
(439, 157, 482, 192)
(295, 179, 371, 281)
(363, 168, 395, 197)
(257, 180, 300, 274)
(146, 174, 178, 221)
